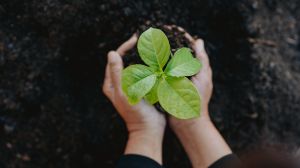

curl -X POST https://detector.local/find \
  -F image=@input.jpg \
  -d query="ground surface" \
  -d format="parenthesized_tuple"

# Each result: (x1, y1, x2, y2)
(1, 0, 300, 167)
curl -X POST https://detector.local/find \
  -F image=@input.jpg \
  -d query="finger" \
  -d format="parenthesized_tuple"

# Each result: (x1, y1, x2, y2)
(176, 25, 185, 32)
(183, 31, 196, 45)
(103, 62, 113, 97)
(108, 51, 123, 92)
(116, 33, 138, 57)
(164, 24, 194, 42)
(163, 25, 210, 72)
(164, 24, 187, 34)
(192, 39, 210, 70)
(104, 58, 111, 83)
(163, 25, 172, 30)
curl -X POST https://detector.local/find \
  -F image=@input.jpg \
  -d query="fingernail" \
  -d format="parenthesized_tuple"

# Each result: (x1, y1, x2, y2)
(194, 40, 204, 52)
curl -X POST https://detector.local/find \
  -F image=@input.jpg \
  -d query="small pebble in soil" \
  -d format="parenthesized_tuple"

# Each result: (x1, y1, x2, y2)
(4, 124, 15, 133)
(6, 142, 13, 149)
(16, 153, 31, 162)
(56, 148, 62, 153)
(0, 117, 17, 133)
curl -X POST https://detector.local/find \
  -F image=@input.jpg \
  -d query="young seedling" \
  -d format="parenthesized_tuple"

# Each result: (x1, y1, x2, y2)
(121, 27, 202, 119)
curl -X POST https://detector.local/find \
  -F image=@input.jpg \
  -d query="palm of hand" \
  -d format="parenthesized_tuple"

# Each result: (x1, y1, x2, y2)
(169, 38, 213, 128)
(114, 94, 166, 132)
(103, 35, 166, 133)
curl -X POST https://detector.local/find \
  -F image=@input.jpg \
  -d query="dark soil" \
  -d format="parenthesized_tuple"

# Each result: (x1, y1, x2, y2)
(1, 0, 300, 167)
(124, 24, 190, 67)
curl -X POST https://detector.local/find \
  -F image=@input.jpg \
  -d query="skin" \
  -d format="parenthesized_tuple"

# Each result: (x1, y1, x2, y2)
(103, 28, 232, 167)
(103, 34, 166, 164)
(168, 26, 232, 168)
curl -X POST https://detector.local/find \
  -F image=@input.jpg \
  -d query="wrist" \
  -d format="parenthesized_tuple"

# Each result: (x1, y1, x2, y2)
(125, 126, 165, 164)
(126, 120, 166, 137)
(170, 110, 212, 133)
(170, 112, 232, 168)
(128, 126, 165, 140)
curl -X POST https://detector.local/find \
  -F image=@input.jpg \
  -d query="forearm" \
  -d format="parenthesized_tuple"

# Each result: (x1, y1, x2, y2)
(124, 128, 164, 164)
(172, 115, 232, 168)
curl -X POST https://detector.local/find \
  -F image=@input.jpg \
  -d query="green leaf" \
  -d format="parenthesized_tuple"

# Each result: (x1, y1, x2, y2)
(165, 47, 202, 77)
(157, 77, 201, 119)
(137, 27, 171, 70)
(144, 79, 160, 104)
(122, 64, 157, 104)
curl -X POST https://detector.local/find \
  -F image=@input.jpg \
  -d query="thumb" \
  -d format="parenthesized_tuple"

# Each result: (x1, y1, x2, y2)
(193, 39, 210, 69)
(117, 34, 138, 56)
(108, 51, 123, 92)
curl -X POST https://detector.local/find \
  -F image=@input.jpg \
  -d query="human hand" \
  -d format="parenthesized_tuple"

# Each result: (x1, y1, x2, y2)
(103, 34, 166, 133)
(102, 34, 166, 163)
(168, 26, 213, 130)
(165, 26, 231, 168)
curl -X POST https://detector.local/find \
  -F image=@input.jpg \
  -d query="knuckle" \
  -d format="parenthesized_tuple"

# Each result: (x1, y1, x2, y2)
(102, 84, 111, 96)
(102, 85, 108, 94)
(111, 66, 122, 73)
(107, 52, 121, 67)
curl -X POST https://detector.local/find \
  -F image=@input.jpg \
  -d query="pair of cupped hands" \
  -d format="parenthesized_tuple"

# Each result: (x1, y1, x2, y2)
(102, 27, 214, 164)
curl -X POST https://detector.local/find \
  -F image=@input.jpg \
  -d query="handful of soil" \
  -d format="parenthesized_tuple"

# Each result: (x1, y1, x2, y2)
(123, 23, 197, 113)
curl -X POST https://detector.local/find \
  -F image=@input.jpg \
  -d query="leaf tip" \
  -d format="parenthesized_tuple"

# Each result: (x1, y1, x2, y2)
(128, 97, 140, 105)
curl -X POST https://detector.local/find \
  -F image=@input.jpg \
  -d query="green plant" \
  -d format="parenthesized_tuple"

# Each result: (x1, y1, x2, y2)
(121, 27, 202, 119)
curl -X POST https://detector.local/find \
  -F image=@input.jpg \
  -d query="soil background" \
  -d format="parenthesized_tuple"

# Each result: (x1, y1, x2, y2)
(1, 0, 300, 167)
